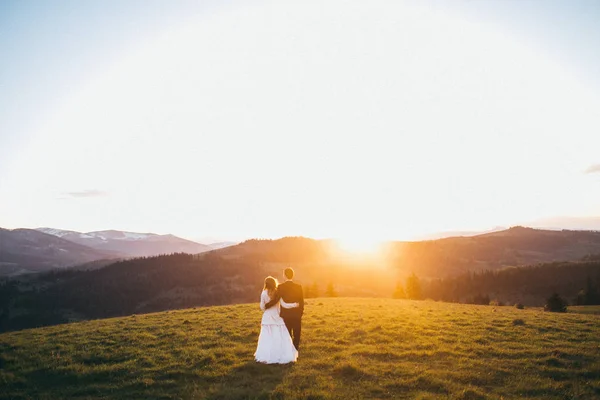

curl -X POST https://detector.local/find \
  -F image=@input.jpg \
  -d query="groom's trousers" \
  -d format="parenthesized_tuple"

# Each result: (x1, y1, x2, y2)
(284, 317, 301, 350)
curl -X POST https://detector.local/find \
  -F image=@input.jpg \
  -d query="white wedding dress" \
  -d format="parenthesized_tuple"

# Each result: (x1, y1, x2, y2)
(254, 290, 298, 364)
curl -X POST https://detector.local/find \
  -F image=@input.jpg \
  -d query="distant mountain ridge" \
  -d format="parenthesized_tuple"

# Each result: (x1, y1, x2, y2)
(0, 228, 121, 276)
(36, 228, 213, 258)
(0, 227, 215, 276)
(37, 228, 156, 241)
(414, 226, 507, 240)
(6, 225, 600, 278)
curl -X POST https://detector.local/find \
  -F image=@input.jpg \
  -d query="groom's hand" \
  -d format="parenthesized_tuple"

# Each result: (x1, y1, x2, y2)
(264, 294, 280, 309)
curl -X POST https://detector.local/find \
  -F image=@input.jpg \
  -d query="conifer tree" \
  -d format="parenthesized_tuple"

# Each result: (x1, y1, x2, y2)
(545, 293, 568, 312)
(406, 273, 422, 300)
(325, 282, 338, 297)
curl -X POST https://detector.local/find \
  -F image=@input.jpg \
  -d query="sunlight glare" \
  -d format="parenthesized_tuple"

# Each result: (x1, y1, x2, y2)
(3, 0, 599, 239)
(335, 235, 384, 256)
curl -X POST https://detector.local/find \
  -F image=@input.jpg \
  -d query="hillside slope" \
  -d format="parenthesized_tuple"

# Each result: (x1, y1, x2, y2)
(0, 298, 598, 399)
(390, 226, 600, 276)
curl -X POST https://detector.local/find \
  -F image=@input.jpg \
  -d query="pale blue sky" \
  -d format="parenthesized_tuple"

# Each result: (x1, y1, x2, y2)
(0, 0, 229, 170)
(449, 0, 600, 80)
(1, 0, 599, 242)
(3, 0, 599, 169)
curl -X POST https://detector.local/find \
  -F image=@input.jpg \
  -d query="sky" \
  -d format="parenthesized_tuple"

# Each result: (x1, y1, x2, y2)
(1, 0, 600, 244)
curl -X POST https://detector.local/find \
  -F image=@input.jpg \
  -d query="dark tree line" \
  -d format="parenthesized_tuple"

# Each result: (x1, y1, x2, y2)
(3, 251, 600, 333)
(0, 253, 271, 332)
(575, 276, 600, 305)
(419, 261, 600, 306)
(0, 251, 388, 333)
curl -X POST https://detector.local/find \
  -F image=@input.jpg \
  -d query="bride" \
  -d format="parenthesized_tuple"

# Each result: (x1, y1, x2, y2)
(254, 276, 299, 364)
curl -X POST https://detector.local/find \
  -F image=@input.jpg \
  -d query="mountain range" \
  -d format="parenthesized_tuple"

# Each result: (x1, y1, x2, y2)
(36, 228, 214, 257)
(2, 226, 600, 332)
(210, 226, 600, 277)
(0, 227, 232, 276)
(0, 228, 119, 276)
(4, 225, 600, 279)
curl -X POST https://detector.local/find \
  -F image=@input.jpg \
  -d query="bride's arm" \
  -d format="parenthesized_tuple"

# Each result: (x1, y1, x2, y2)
(259, 291, 268, 311)
(280, 298, 299, 309)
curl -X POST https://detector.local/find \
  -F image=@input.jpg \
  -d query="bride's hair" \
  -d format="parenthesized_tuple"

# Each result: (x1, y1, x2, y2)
(264, 276, 278, 298)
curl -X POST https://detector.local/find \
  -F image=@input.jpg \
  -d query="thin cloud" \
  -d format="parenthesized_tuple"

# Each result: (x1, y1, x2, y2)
(62, 190, 108, 198)
(585, 164, 600, 174)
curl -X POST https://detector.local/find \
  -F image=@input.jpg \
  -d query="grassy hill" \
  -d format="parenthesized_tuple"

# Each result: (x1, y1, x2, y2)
(1, 298, 599, 399)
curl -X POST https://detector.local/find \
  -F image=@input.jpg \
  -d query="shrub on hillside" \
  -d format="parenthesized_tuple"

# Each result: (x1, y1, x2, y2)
(544, 293, 568, 313)
(514, 303, 525, 309)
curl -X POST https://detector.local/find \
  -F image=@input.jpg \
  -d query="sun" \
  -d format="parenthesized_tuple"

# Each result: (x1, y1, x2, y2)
(334, 235, 384, 256)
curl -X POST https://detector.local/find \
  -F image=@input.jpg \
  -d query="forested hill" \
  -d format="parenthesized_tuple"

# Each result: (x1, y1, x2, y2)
(389, 227, 600, 276)
(3, 227, 600, 332)
(1, 250, 600, 333)
(209, 236, 332, 263)
(0, 253, 390, 332)
(422, 259, 600, 306)
(213, 227, 600, 277)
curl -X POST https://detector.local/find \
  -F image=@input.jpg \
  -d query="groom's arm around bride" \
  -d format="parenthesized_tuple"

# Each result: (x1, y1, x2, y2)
(264, 280, 304, 316)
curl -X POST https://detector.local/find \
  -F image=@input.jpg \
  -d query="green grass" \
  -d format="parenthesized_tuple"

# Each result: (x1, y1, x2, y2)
(1, 298, 599, 399)
(569, 305, 600, 315)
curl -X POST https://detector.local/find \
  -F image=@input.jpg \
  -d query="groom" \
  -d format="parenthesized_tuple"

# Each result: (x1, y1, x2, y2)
(266, 267, 304, 350)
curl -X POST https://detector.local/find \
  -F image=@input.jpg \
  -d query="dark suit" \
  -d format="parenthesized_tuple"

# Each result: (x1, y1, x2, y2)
(265, 280, 304, 349)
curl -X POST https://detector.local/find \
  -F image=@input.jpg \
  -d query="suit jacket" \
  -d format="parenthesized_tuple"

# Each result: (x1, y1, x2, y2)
(265, 280, 304, 319)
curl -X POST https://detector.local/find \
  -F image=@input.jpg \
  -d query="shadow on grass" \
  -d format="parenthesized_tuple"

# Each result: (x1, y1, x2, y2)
(206, 360, 294, 400)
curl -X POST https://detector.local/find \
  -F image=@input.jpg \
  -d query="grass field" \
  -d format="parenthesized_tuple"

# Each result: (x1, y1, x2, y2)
(1, 298, 599, 399)
(569, 305, 600, 315)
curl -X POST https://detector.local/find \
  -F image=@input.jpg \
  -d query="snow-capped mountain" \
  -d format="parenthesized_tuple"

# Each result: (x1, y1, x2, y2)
(37, 228, 155, 242)
(35, 227, 79, 238)
(36, 228, 213, 257)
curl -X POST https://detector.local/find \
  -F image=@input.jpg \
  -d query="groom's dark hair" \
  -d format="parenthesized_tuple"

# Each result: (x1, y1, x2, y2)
(284, 267, 294, 280)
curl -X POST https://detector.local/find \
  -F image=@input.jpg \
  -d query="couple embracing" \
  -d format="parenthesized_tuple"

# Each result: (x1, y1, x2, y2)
(254, 267, 304, 364)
